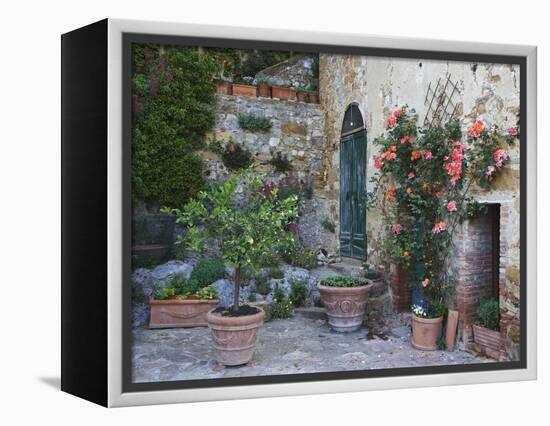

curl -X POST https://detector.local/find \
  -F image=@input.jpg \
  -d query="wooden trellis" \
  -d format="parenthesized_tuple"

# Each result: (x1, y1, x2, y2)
(423, 74, 461, 127)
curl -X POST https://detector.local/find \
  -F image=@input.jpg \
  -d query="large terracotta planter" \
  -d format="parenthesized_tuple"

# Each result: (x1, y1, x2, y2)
(317, 283, 371, 332)
(271, 86, 295, 101)
(149, 298, 219, 328)
(473, 324, 500, 352)
(232, 83, 257, 98)
(215, 80, 232, 95)
(206, 307, 265, 366)
(411, 315, 443, 351)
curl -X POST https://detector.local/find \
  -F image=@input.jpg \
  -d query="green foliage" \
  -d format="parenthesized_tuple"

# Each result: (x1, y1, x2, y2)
(132, 44, 219, 208)
(166, 173, 300, 311)
(476, 297, 500, 331)
(320, 276, 368, 288)
(269, 152, 293, 173)
(222, 142, 254, 171)
(283, 244, 317, 269)
(206, 136, 225, 155)
(437, 335, 446, 350)
(195, 285, 219, 300)
(267, 267, 284, 279)
(190, 258, 226, 287)
(154, 274, 218, 300)
(320, 216, 335, 233)
(289, 279, 307, 307)
(154, 287, 176, 300)
(364, 265, 382, 280)
(238, 113, 272, 132)
(271, 286, 292, 319)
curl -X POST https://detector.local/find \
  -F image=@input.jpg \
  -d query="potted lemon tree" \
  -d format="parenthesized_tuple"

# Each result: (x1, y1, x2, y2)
(164, 173, 299, 367)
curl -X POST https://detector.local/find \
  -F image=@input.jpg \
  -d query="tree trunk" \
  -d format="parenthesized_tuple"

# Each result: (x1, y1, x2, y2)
(232, 267, 241, 312)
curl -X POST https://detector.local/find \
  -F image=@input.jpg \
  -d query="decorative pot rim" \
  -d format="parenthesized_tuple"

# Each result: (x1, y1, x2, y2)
(411, 314, 443, 323)
(149, 297, 219, 305)
(206, 306, 265, 326)
(317, 282, 372, 293)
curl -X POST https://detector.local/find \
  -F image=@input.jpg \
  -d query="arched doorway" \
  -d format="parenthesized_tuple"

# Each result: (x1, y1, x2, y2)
(339, 104, 367, 260)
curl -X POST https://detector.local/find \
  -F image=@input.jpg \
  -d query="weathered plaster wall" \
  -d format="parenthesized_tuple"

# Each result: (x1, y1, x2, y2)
(319, 54, 520, 359)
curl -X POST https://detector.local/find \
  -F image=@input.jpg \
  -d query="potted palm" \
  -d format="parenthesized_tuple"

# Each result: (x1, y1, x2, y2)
(164, 173, 300, 366)
(318, 276, 372, 332)
(472, 297, 501, 357)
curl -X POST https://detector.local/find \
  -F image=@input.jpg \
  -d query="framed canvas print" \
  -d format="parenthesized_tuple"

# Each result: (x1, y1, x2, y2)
(61, 18, 537, 407)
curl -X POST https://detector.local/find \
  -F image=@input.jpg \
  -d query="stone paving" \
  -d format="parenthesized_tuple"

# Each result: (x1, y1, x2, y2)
(132, 312, 493, 383)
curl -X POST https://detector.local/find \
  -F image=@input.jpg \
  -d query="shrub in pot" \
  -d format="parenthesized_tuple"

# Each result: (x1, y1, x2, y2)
(164, 173, 300, 366)
(318, 276, 372, 332)
(149, 274, 219, 328)
(473, 297, 501, 354)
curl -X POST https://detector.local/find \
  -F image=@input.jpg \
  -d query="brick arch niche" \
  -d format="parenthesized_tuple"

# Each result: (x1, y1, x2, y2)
(449, 202, 513, 360)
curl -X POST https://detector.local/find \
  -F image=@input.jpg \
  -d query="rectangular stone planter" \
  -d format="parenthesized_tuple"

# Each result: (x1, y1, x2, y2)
(232, 83, 257, 97)
(472, 324, 501, 352)
(149, 298, 219, 328)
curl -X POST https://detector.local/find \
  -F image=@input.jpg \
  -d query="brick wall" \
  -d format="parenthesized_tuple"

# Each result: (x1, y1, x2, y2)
(389, 264, 411, 312)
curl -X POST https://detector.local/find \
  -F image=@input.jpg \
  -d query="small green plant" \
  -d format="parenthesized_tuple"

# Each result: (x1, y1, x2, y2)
(364, 265, 382, 280)
(238, 113, 272, 132)
(296, 87, 308, 93)
(289, 279, 307, 307)
(320, 276, 368, 288)
(256, 78, 270, 85)
(476, 297, 499, 331)
(254, 274, 272, 295)
(269, 152, 293, 173)
(222, 142, 253, 171)
(154, 287, 176, 300)
(283, 245, 318, 269)
(271, 286, 292, 319)
(195, 285, 219, 300)
(320, 216, 335, 233)
(190, 258, 226, 287)
(437, 335, 447, 351)
(268, 267, 285, 279)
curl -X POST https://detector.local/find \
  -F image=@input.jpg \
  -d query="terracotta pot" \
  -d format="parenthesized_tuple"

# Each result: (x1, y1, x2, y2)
(271, 86, 295, 101)
(215, 80, 232, 95)
(308, 92, 319, 103)
(296, 91, 308, 102)
(149, 298, 219, 328)
(411, 314, 443, 351)
(232, 83, 257, 98)
(206, 307, 265, 366)
(257, 83, 271, 98)
(473, 324, 500, 352)
(317, 283, 372, 332)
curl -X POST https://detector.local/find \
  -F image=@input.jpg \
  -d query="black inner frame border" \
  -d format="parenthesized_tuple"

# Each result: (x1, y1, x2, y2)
(122, 32, 528, 394)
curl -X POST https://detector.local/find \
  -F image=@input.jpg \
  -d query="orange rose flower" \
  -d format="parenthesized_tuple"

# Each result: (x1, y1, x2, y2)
(406, 187, 413, 194)
(410, 150, 422, 161)
(386, 186, 397, 201)
(403, 251, 410, 257)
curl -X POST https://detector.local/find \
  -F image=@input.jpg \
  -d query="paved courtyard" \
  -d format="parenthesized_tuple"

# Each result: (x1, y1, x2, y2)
(132, 312, 493, 383)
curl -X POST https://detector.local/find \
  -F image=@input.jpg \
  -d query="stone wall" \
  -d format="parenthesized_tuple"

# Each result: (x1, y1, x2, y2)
(318, 54, 521, 359)
(255, 54, 318, 89)
(203, 93, 336, 253)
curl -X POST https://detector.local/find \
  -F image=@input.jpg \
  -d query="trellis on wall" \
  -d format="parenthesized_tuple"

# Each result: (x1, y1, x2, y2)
(423, 74, 461, 127)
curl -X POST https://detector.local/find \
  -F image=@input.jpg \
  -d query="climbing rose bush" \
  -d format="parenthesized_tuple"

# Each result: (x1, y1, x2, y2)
(369, 106, 518, 315)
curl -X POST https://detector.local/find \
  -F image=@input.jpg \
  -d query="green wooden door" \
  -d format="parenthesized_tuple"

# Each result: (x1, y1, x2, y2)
(339, 131, 367, 259)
